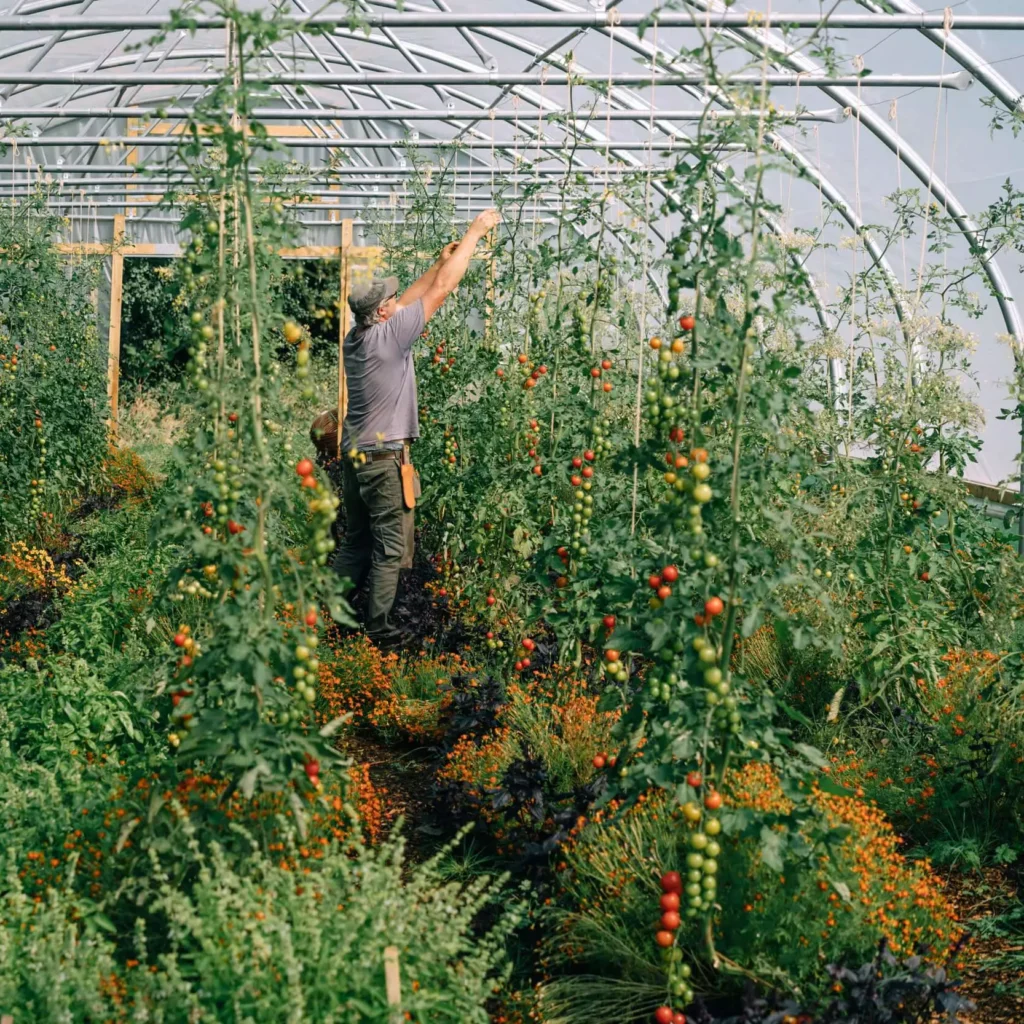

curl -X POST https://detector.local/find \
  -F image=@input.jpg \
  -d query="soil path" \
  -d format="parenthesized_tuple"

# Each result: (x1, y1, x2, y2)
(932, 868, 1023, 1024)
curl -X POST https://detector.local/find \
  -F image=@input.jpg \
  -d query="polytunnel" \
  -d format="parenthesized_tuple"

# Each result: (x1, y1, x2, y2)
(0, 0, 1015, 503)
(1, 0, 1023, 489)
(8, 5, 1024, 1020)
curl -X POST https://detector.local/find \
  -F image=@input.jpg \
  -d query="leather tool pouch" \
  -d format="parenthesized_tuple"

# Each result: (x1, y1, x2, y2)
(400, 462, 418, 510)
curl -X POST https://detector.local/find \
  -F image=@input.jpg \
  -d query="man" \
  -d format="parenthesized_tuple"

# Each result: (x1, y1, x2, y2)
(332, 207, 501, 648)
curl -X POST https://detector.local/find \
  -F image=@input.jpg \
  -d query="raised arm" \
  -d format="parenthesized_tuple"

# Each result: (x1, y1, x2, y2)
(421, 210, 501, 322)
(397, 241, 459, 309)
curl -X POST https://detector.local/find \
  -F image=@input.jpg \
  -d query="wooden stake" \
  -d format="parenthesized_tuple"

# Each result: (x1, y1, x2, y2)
(107, 214, 126, 433)
(337, 218, 353, 458)
(485, 231, 497, 349)
(383, 945, 402, 1024)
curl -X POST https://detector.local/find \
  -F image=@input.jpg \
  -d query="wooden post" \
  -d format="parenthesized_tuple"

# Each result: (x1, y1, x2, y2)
(383, 945, 402, 1024)
(107, 214, 126, 432)
(485, 229, 497, 349)
(337, 218, 354, 458)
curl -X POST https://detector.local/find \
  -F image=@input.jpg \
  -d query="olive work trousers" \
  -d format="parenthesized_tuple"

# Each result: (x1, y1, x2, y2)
(333, 455, 414, 645)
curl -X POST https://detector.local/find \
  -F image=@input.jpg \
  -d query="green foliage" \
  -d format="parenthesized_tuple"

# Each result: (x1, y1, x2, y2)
(120, 258, 342, 388)
(0, 829, 519, 1023)
(120, 258, 194, 385)
(0, 194, 109, 541)
(142, 1, 358, 796)
(543, 775, 956, 1018)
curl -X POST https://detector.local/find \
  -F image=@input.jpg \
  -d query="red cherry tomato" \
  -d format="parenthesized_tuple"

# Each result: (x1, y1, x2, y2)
(660, 871, 683, 894)
(654, 931, 675, 949)
(679, 315, 695, 331)
(582, 466, 594, 478)
(657, 585, 672, 600)
(304, 611, 318, 628)
(173, 633, 187, 648)
(705, 790, 723, 811)
(686, 771, 702, 788)
(602, 614, 616, 629)
(662, 565, 679, 583)
(583, 450, 595, 462)
(296, 459, 313, 477)
(649, 574, 663, 590)
(704, 596, 724, 618)
(654, 1009, 674, 1024)
(592, 754, 606, 770)
(661, 910, 682, 930)
(572, 456, 583, 468)
(660, 891, 680, 912)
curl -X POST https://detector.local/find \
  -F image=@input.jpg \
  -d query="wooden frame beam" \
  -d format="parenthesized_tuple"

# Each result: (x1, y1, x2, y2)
(107, 215, 125, 430)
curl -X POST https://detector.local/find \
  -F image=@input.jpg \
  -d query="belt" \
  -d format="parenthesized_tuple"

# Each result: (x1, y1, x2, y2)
(362, 440, 413, 463)
(365, 449, 402, 463)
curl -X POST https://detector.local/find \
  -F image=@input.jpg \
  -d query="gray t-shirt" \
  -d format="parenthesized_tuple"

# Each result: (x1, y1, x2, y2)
(341, 300, 425, 450)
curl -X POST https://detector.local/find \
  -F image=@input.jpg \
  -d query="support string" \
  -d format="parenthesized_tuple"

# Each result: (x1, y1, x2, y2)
(914, 7, 953, 311)
(630, 21, 658, 536)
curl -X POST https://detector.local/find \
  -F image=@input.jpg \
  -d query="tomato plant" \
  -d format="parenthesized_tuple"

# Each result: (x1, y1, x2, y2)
(0, 197, 108, 542)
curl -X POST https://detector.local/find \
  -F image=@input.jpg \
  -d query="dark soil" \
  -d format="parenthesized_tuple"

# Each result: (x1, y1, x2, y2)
(935, 868, 1024, 1024)
(339, 731, 443, 860)
(0, 539, 87, 644)
(342, 549, 479, 656)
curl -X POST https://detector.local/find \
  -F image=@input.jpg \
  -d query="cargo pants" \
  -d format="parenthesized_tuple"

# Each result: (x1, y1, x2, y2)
(333, 454, 415, 646)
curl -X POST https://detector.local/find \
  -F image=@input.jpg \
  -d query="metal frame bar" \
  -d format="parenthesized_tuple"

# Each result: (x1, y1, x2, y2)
(0, 13, 1021, 29)
(686, 0, 1024, 342)
(857, 0, 1023, 112)
(0, 70, 973, 87)
(1, 165, 646, 177)
(0, 106, 848, 122)
(0, 135, 740, 150)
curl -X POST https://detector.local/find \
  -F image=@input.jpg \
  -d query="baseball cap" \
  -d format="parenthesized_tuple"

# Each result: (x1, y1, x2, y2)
(348, 275, 400, 318)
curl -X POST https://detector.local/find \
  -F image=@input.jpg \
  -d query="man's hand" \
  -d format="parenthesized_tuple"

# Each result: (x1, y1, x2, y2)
(439, 241, 459, 263)
(421, 209, 501, 322)
(470, 208, 501, 238)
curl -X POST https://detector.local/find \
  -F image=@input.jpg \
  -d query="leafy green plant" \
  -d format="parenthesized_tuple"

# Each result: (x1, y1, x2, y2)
(140, 0, 361, 797)
(0, 193, 109, 542)
(0, 825, 520, 1023)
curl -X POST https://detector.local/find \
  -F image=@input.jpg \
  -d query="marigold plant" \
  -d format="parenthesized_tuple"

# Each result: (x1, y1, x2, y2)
(541, 764, 959, 1018)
